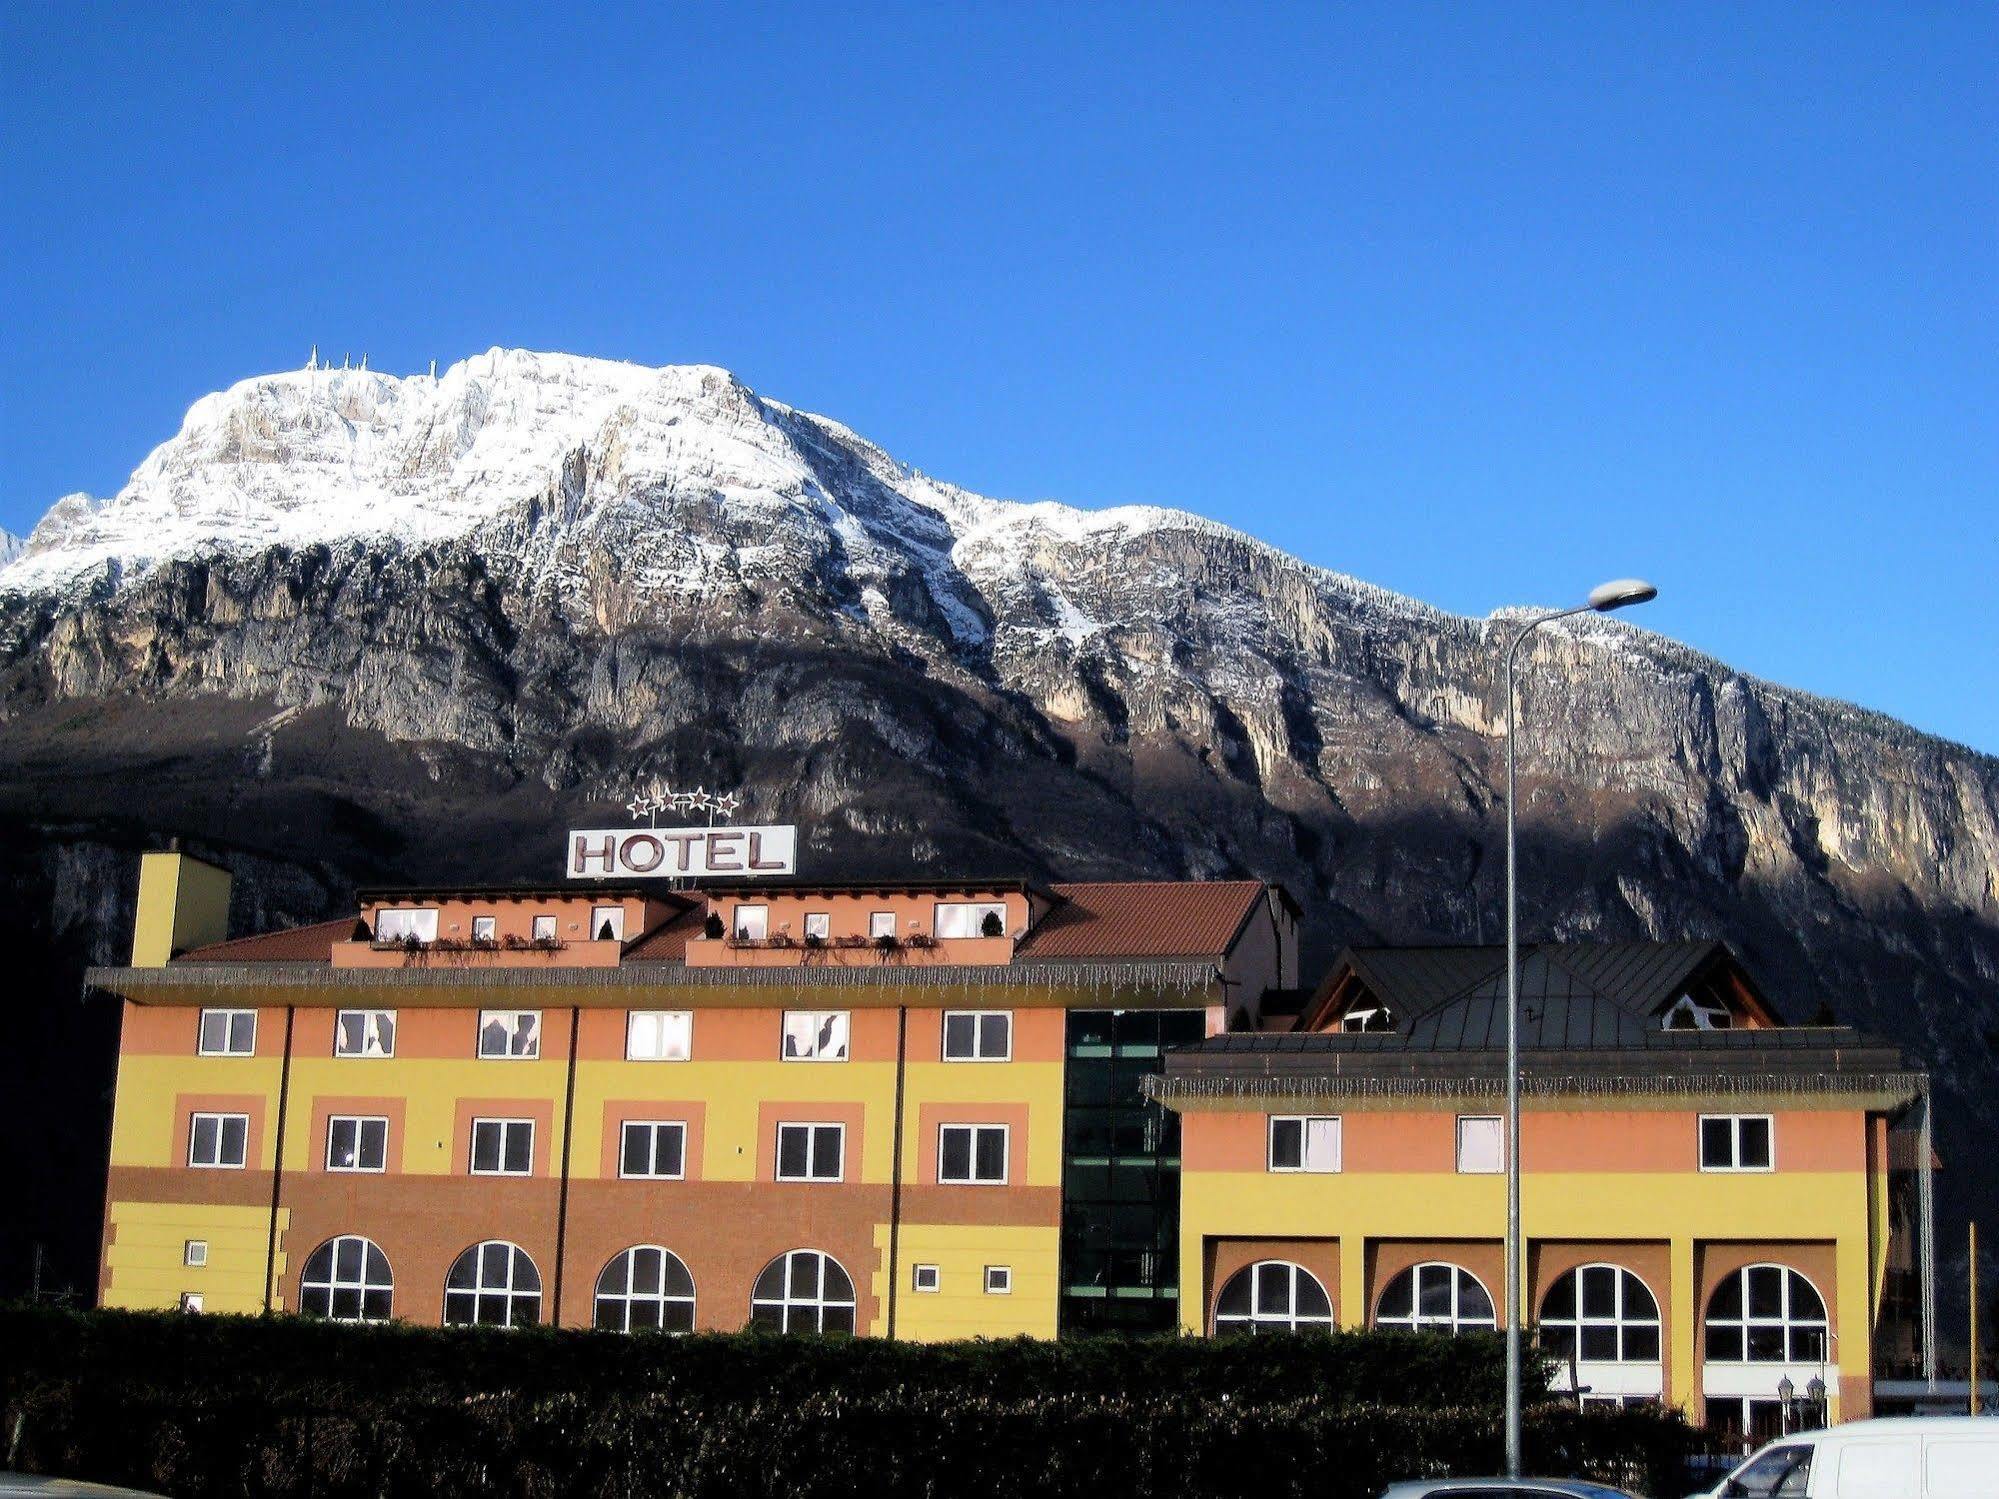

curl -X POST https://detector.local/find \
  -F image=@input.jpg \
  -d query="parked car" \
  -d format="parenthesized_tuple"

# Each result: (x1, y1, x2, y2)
(1684, 1415, 1999, 1499)
(1380, 1480, 1643, 1499)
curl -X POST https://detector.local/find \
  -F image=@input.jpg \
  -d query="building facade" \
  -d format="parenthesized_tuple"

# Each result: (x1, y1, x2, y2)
(1150, 943, 1931, 1445)
(90, 851, 1931, 1443)
(92, 852, 1298, 1341)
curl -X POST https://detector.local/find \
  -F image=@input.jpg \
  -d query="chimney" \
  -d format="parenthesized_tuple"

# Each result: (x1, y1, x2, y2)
(130, 849, 233, 967)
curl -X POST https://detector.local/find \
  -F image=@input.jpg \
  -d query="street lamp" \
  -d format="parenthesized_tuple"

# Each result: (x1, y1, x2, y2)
(1501, 578, 1658, 1478)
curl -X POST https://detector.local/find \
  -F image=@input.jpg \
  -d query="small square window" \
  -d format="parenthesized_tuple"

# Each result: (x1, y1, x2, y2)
(183, 1240, 208, 1268)
(869, 911, 896, 939)
(984, 1265, 1012, 1295)
(591, 905, 626, 942)
(913, 1264, 940, 1293)
(619, 1120, 687, 1179)
(1699, 1114, 1776, 1172)
(733, 903, 769, 940)
(334, 1009, 396, 1058)
(775, 1122, 844, 1181)
(1268, 1115, 1340, 1173)
(627, 1010, 692, 1061)
(938, 1123, 1009, 1184)
(531, 914, 557, 942)
(781, 1010, 850, 1061)
(179, 1292, 204, 1314)
(197, 1009, 256, 1056)
(803, 912, 831, 940)
(478, 1009, 542, 1059)
(471, 916, 497, 943)
(1456, 1115, 1504, 1174)
(326, 1115, 388, 1172)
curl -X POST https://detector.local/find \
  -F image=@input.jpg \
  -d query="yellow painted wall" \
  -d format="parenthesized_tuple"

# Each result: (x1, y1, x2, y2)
(130, 852, 232, 967)
(1178, 1140, 1876, 1419)
(876, 1224, 1061, 1340)
(103, 1202, 285, 1314)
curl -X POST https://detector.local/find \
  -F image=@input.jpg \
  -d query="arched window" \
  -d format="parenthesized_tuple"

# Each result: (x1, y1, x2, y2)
(749, 1250, 856, 1334)
(1704, 1264, 1828, 1363)
(1540, 1264, 1661, 1362)
(1375, 1261, 1497, 1335)
(443, 1240, 541, 1328)
(594, 1246, 696, 1333)
(1214, 1260, 1334, 1334)
(299, 1235, 393, 1322)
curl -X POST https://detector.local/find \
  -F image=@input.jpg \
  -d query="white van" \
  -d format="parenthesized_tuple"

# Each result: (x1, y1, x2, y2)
(1690, 1417, 1999, 1499)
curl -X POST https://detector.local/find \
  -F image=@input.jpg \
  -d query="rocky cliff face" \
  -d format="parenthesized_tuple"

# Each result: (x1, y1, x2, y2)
(2, 350, 1994, 1317)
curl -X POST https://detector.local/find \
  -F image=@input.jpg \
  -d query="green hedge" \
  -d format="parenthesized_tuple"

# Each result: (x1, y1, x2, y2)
(2, 1307, 1702, 1499)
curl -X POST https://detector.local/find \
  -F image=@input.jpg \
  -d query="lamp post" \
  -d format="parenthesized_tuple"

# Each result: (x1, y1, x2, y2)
(1501, 578, 1658, 1478)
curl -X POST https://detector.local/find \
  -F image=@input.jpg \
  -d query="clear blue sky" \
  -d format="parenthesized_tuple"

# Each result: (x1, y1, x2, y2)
(4, 4, 1994, 751)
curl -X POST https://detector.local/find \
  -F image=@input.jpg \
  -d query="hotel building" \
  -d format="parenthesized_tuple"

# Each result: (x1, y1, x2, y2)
(89, 849, 1933, 1443)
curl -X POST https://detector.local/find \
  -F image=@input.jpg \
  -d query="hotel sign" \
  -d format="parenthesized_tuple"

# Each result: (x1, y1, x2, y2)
(565, 825, 797, 880)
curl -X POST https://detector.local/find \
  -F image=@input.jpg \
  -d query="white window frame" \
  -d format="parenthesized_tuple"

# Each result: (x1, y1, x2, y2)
(912, 1263, 940, 1293)
(531, 914, 557, 942)
(803, 912, 831, 940)
(184, 1240, 208, 1267)
(472, 915, 497, 943)
(942, 1010, 1012, 1061)
(937, 1122, 1010, 1185)
(179, 1292, 204, 1314)
(732, 903, 769, 940)
(188, 1111, 249, 1169)
(197, 1008, 257, 1057)
(443, 1240, 541, 1328)
(984, 1265, 1013, 1295)
(590, 904, 626, 942)
(325, 1114, 389, 1173)
(373, 907, 439, 944)
(781, 1010, 850, 1061)
(1267, 1115, 1342, 1173)
(477, 1009, 542, 1059)
(299, 1234, 395, 1323)
(1456, 1114, 1505, 1174)
(868, 911, 896, 939)
(774, 1121, 846, 1182)
(1699, 1113, 1776, 1173)
(619, 1120, 688, 1180)
(469, 1117, 535, 1177)
(333, 1009, 396, 1058)
(626, 1010, 692, 1061)
(934, 901, 1007, 939)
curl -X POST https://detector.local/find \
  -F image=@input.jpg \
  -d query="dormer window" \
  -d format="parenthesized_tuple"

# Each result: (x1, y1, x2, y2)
(1664, 994, 1731, 1031)
(1341, 1006, 1394, 1033)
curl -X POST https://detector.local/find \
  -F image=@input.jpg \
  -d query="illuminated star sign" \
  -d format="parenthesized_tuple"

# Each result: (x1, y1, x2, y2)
(625, 783, 744, 826)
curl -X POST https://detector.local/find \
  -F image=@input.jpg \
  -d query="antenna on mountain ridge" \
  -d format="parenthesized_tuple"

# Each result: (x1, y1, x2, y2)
(307, 344, 318, 371)
(430, 359, 437, 379)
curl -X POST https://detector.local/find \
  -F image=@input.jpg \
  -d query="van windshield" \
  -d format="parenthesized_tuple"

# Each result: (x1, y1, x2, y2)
(1726, 1444, 1812, 1498)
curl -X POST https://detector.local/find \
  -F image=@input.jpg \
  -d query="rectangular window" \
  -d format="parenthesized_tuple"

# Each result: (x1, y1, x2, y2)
(869, 911, 896, 939)
(477, 1009, 542, 1059)
(781, 1010, 850, 1061)
(984, 1265, 1012, 1295)
(774, 1122, 844, 1181)
(472, 915, 496, 943)
(912, 1263, 940, 1293)
(179, 1292, 204, 1314)
(935, 901, 1007, 939)
(188, 1112, 249, 1169)
(326, 1115, 388, 1172)
(803, 912, 831, 940)
(197, 1008, 256, 1056)
(469, 1117, 534, 1176)
(591, 905, 625, 941)
(1456, 1115, 1504, 1174)
(1268, 1115, 1341, 1173)
(184, 1240, 208, 1267)
(374, 907, 439, 944)
(334, 1009, 396, 1058)
(732, 903, 768, 940)
(626, 1010, 692, 1061)
(619, 1121, 687, 1179)
(939, 1123, 1009, 1184)
(531, 913, 557, 942)
(1700, 1114, 1775, 1172)
(942, 1010, 1012, 1061)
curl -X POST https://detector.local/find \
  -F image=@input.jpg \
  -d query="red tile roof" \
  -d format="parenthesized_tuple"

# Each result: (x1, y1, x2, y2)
(175, 918, 357, 964)
(622, 905, 709, 962)
(1017, 881, 1268, 961)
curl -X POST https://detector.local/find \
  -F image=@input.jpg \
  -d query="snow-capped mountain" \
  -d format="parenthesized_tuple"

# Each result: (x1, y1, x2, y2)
(2, 350, 1996, 1308)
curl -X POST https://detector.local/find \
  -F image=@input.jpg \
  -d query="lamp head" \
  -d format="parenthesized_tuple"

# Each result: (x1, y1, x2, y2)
(1587, 578, 1658, 613)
